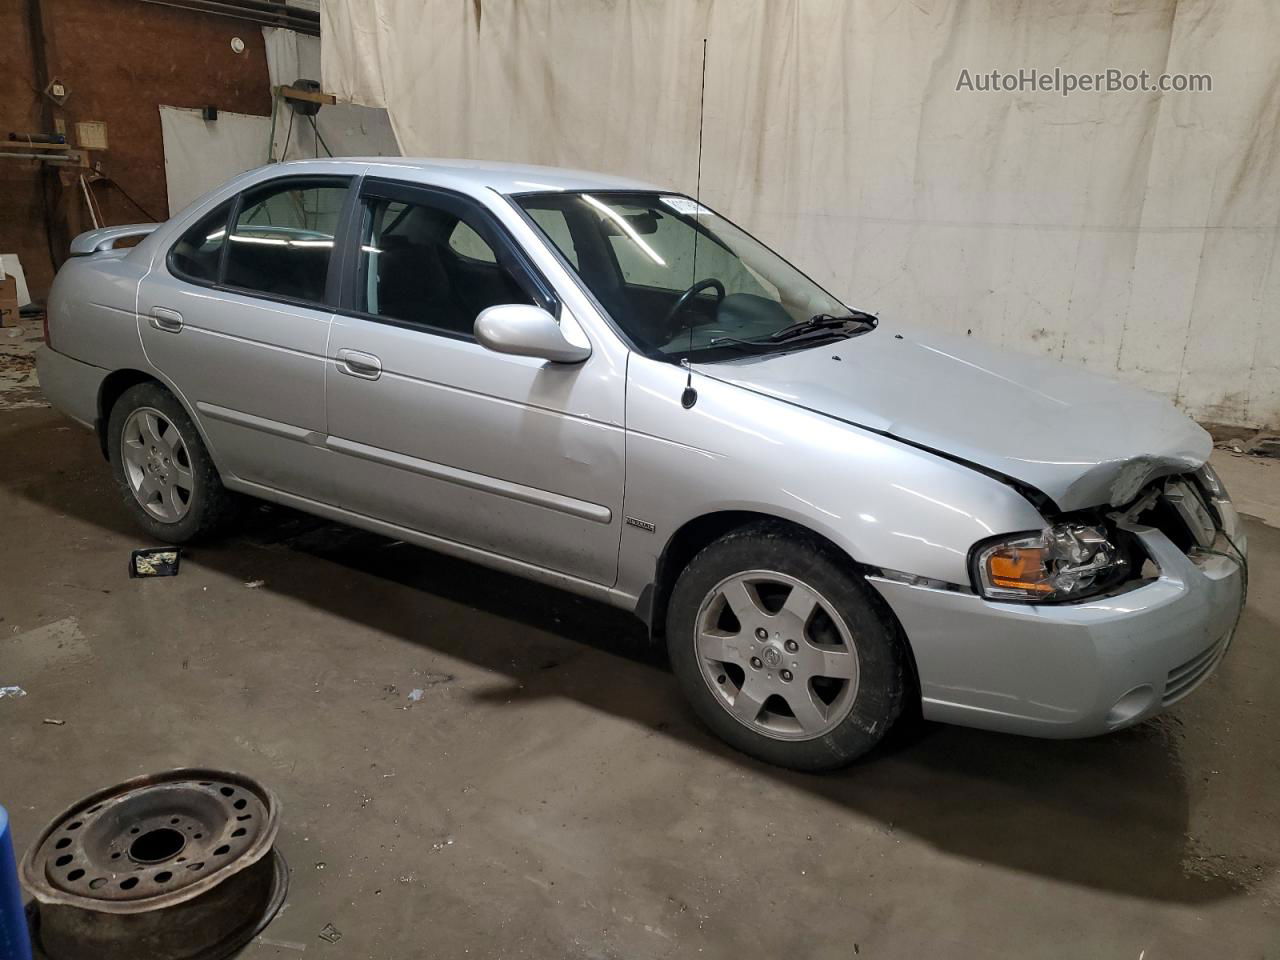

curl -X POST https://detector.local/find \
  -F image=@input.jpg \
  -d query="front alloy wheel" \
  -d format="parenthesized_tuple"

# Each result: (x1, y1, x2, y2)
(695, 571, 860, 740)
(667, 523, 906, 771)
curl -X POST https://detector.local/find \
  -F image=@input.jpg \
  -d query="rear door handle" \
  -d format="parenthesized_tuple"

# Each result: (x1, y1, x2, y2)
(150, 307, 184, 333)
(336, 348, 382, 381)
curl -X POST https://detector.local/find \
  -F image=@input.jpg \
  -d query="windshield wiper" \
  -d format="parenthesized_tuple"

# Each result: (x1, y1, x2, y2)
(683, 314, 876, 362)
(767, 312, 877, 342)
(705, 335, 774, 352)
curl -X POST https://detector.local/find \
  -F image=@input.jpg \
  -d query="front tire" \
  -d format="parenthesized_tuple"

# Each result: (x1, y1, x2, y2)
(107, 382, 234, 543)
(666, 523, 906, 771)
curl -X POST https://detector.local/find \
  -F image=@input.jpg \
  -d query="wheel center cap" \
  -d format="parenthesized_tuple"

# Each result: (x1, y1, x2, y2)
(762, 646, 782, 668)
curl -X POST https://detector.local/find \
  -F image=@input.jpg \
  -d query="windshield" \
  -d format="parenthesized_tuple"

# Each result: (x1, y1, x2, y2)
(515, 191, 869, 361)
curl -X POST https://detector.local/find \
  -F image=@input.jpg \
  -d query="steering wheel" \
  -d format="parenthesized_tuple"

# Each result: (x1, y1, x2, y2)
(661, 278, 726, 342)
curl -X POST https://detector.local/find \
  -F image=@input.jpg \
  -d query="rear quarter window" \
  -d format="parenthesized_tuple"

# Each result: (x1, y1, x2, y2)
(169, 201, 232, 283)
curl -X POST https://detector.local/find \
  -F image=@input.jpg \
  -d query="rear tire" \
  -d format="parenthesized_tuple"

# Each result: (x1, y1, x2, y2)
(107, 382, 235, 543)
(666, 522, 906, 771)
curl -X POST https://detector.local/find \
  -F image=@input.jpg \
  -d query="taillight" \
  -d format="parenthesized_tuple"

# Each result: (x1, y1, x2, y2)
(42, 309, 52, 349)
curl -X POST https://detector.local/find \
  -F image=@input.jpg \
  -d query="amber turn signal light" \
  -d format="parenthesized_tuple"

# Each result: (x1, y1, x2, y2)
(986, 546, 1053, 593)
(973, 523, 1127, 602)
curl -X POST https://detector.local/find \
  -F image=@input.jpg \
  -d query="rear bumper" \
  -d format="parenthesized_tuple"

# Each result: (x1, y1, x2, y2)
(871, 524, 1246, 738)
(36, 346, 107, 430)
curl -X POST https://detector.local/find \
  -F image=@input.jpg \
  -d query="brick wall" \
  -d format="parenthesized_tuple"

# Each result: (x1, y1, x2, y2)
(0, 0, 272, 300)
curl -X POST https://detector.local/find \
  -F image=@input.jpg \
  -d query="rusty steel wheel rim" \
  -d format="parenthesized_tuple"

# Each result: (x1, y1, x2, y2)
(20, 768, 286, 960)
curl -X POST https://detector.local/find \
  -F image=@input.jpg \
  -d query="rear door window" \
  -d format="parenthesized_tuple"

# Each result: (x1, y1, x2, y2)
(222, 178, 350, 304)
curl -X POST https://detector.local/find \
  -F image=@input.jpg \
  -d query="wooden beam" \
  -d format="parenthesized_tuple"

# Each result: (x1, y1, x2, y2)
(280, 85, 337, 106)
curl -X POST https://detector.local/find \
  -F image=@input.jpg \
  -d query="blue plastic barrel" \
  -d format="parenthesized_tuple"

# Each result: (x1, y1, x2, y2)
(0, 805, 34, 960)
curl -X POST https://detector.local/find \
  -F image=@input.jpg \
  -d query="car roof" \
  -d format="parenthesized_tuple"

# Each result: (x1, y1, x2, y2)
(275, 156, 666, 196)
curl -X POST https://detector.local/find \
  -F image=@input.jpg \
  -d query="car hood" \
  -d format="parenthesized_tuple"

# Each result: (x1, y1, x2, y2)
(693, 324, 1210, 512)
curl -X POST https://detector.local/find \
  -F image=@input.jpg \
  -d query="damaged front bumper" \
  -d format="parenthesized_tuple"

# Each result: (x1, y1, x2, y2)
(869, 502, 1247, 739)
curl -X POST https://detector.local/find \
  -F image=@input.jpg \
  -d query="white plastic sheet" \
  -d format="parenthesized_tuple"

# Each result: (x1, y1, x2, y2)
(321, 0, 1280, 429)
(158, 106, 272, 215)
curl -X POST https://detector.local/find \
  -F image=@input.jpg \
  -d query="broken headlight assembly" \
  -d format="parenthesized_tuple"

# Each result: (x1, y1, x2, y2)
(1195, 462, 1231, 502)
(971, 522, 1130, 602)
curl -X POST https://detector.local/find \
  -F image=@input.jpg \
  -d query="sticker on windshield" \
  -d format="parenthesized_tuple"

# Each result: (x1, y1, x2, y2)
(661, 196, 713, 218)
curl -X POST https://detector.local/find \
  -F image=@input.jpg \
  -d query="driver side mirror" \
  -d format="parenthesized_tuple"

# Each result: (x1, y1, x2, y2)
(474, 304, 592, 364)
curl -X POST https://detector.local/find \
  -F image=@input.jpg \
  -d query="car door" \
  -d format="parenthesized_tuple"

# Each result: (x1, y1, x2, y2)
(323, 177, 625, 585)
(137, 175, 352, 502)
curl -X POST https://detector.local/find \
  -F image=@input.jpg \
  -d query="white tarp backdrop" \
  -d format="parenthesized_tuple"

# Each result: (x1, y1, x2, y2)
(322, 0, 1280, 430)
(159, 106, 272, 214)
(262, 26, 399, 163)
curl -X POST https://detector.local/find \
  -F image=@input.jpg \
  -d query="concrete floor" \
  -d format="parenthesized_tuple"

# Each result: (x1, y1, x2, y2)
(3, 318, 1279, 958)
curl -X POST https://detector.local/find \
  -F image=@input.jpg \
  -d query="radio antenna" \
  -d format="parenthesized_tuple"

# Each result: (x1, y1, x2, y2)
(681, 37, 708, 410)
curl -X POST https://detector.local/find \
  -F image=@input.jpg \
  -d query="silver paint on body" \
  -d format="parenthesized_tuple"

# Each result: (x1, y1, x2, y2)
(68, 223, 158, 257)
(39, 157, 1246, 739)
(474, 303, 593, 363)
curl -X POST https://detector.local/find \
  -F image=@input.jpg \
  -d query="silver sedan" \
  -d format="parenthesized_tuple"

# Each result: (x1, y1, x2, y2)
(38, 158, 1247, 770)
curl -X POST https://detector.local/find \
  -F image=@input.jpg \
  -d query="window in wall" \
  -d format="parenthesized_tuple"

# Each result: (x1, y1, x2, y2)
(222, 178, 349, 303)
(169, 200, 232, 283)
(357, 195, 534, 335)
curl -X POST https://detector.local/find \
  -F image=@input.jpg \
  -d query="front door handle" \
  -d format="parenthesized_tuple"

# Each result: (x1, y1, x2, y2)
(336, 348, 382, 381)
(150, 307, 184, 333)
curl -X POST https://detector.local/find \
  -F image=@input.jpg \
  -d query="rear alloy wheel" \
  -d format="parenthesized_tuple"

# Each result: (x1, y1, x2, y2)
(107, 382, 235, 543)
(119, 407, 195, 524)
(667, 524, 906, 771)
